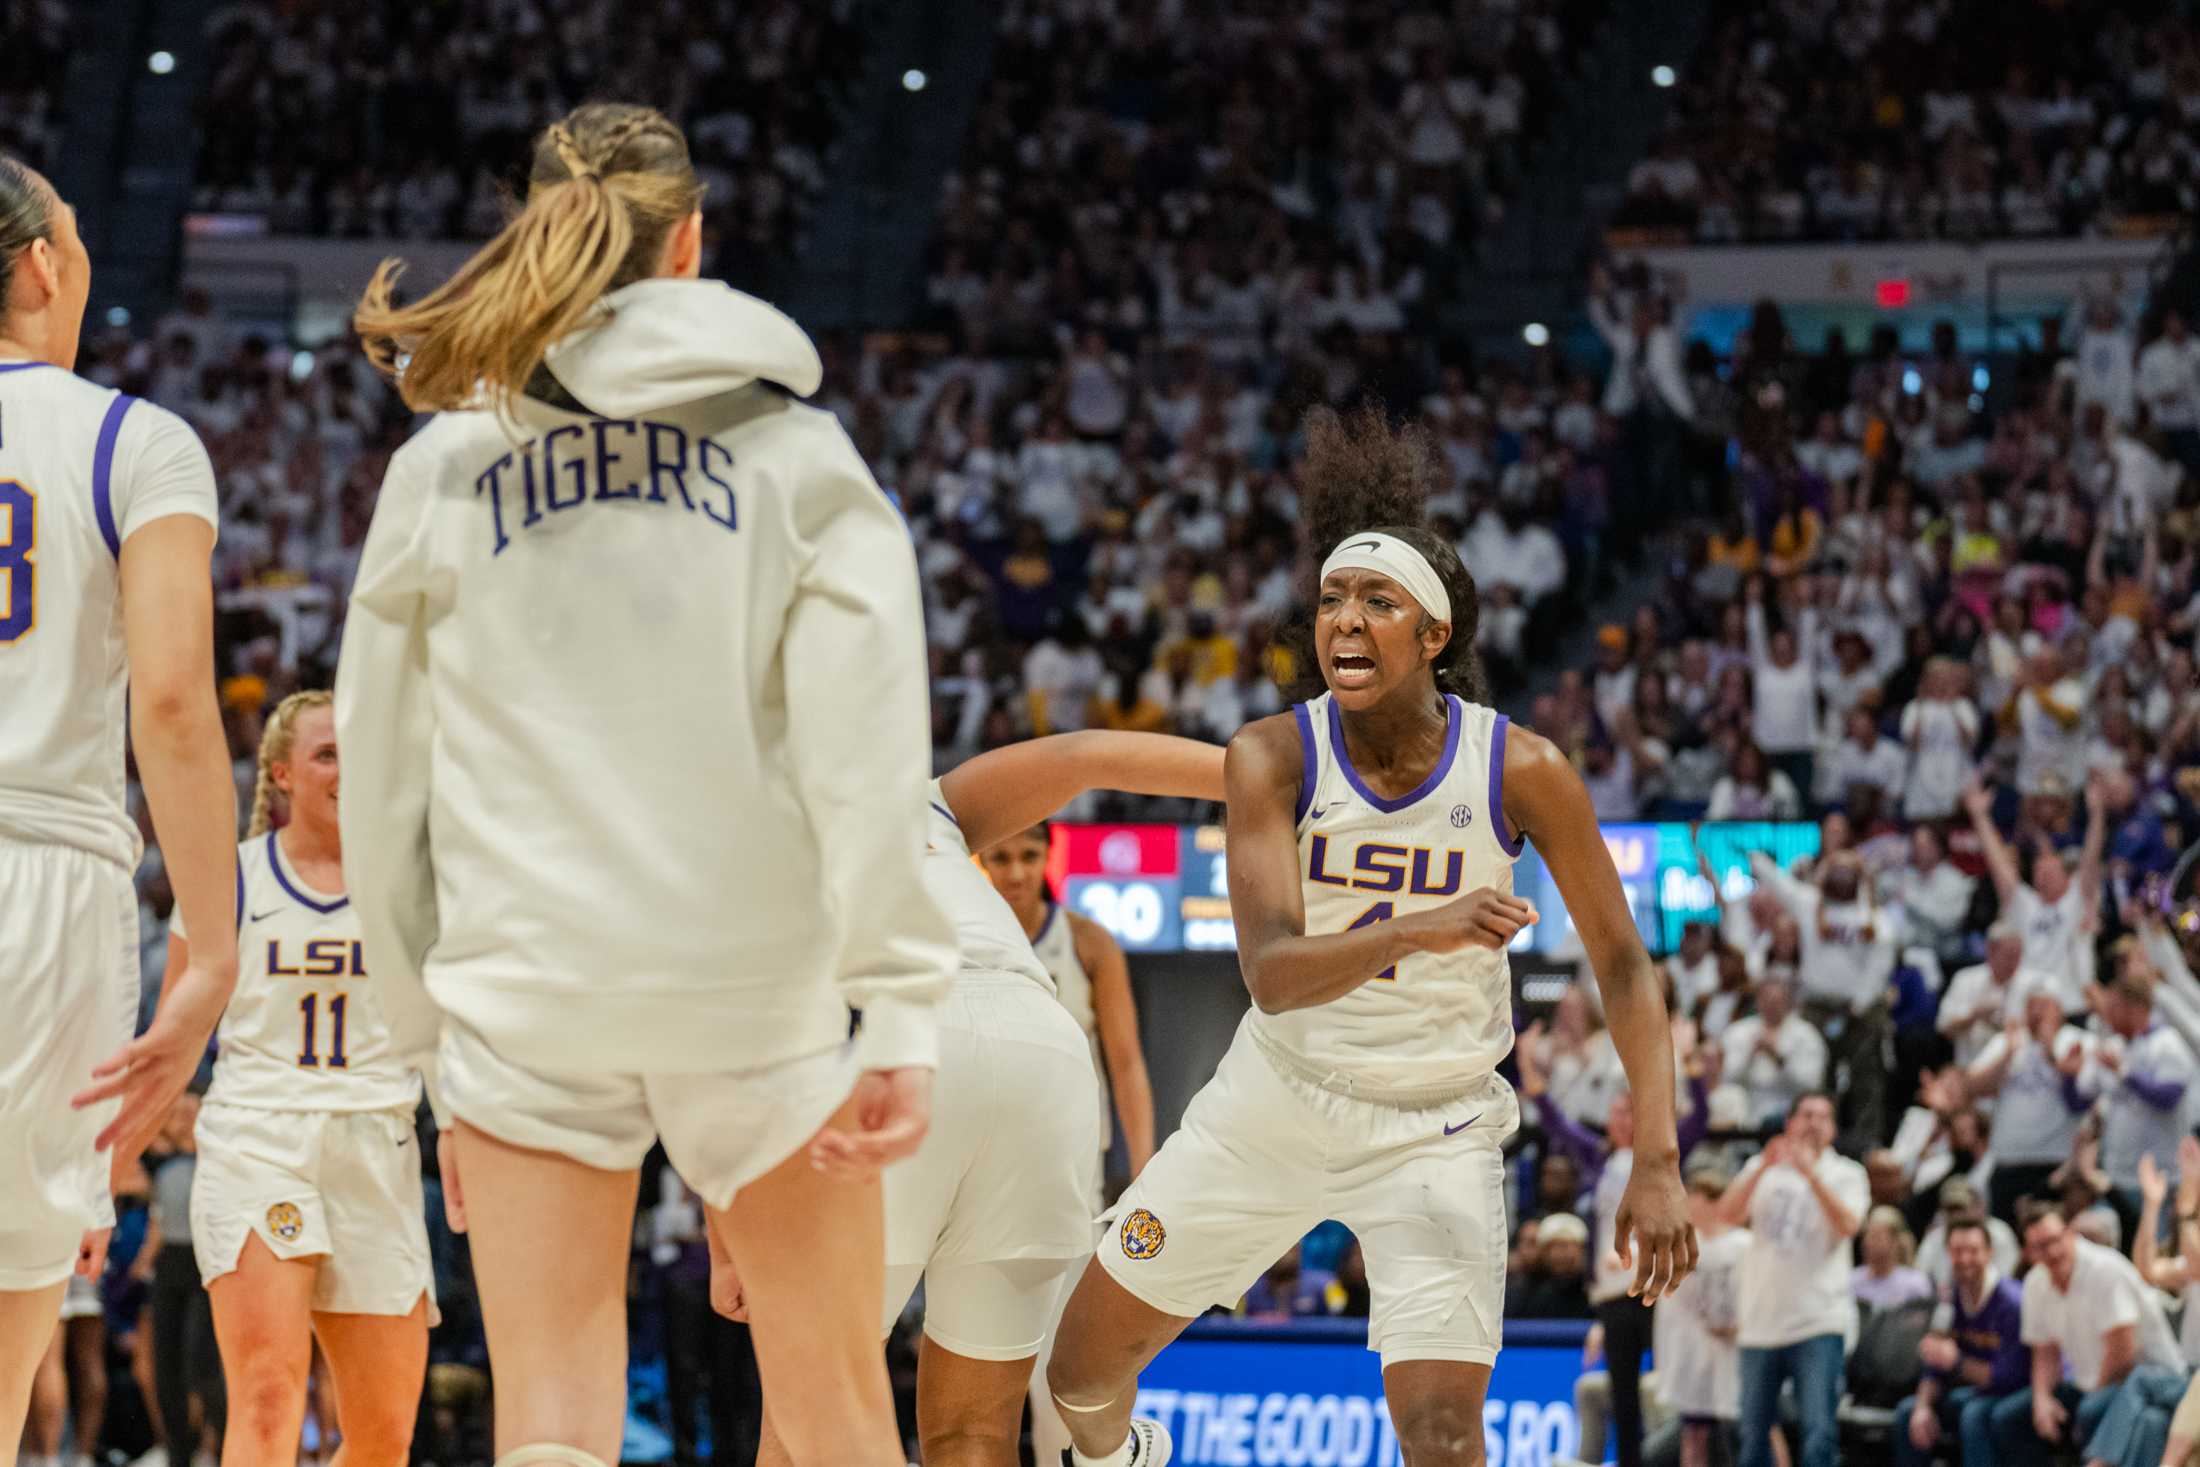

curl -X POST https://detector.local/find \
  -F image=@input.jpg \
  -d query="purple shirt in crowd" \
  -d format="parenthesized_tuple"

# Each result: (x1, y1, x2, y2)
(1929, 1273, 2029, 1397)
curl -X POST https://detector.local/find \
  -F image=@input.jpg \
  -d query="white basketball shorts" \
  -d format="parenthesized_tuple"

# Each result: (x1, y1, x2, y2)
(191, 1102, 437, 1319)
(881, 974, 1100, 1359)
(0, 837, 136, 1290)
(438, 1016, 859, 1211)
(1097, 1016, 1518, 1369)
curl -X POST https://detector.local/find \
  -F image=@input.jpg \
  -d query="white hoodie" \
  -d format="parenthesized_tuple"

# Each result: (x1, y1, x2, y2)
(334, 278, 955, 1084)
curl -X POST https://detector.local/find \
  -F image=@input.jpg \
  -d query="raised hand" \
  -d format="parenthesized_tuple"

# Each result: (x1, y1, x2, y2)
(2141, 1151, 2169, 1209)
(2179, 1136, 2200, 1216)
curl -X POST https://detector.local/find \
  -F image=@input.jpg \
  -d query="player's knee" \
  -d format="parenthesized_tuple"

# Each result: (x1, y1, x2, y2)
(1392, 1396, 1486, 1467)
(919, 1417, 1020, 1463)
(228, 1361, 309, 1438)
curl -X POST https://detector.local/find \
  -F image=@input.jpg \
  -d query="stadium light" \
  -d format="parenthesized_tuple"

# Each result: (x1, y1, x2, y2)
(104, 306, 130, 327)
(1522, 322, 1550, 347)
(148, 51, 175, 75)
(902, 69, 928, 93)
(1651, 65, 1676, 88)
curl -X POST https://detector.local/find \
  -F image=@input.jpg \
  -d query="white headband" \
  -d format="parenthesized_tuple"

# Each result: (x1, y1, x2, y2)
(1319, 532, 1452, 622)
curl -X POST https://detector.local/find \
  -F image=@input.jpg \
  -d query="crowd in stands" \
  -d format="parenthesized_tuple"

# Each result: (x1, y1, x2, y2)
(1619, 0, 2200, 242)
(0, 0, 70, 175)
(193, 0, 863, 269)
(1455, 264, 2200, 1464)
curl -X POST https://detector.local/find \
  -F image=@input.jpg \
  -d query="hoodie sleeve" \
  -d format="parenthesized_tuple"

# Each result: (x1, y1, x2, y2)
(333, 447, 448, 1118)
(783, 429, 956, 1070)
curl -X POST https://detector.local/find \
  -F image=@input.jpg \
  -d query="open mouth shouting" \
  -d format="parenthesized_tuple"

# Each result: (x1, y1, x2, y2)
(1330, 649, 1378, 690)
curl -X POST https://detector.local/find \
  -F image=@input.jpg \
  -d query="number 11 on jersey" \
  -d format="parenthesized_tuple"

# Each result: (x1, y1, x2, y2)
(298, 992, 349, 1068)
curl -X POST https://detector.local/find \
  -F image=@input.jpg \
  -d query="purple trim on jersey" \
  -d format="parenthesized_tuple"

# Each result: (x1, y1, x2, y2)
(91, 393, 134, 558)
(1291, 702, 1317, 823)
(1326, 695, 1461, 815)
(929, 801, 959, 826)
(0, 361, 49, 373)
(1034, 902, 1060, 947)
(235, 862, 246, 933)
(264, 831, 349, 914)
(1490, 714, 1523, 856)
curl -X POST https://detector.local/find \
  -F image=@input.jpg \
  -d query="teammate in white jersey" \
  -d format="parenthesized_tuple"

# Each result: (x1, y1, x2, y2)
(981, 825, 1157, 1461)
(335, 106, 952, 1467)
(0, 156, 239, 1455)
(726, 731, 1223, 1467)
(1047, 409, 1697, 1467)
(168, 693, 430, 1467)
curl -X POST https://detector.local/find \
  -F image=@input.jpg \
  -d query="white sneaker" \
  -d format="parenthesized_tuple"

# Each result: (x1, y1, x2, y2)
(128, 1451, 168, 1467)
(1061, 1417, 1173, 1467)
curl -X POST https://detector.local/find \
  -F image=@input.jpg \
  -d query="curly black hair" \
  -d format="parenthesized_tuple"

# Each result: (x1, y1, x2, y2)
(1282, 406, 1489, 704)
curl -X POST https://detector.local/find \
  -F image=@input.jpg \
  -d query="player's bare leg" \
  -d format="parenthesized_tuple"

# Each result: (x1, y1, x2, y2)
(0, 1282, 68, 1463)
(207, 1235, 317, 1467)
(312, 1296, 429, 1467)
(23, 1323, 64, 1461)
(709, 1092, 900, 1467)
(915, 1338, 1038, 1467)
(1385, 1360, 1496, 1467)
(452, 1121, 638, 1467)
(1045, 1261, 1196, 1462)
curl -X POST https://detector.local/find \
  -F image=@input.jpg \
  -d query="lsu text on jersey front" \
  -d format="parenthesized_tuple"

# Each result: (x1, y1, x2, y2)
(180, 833, 419, 1114)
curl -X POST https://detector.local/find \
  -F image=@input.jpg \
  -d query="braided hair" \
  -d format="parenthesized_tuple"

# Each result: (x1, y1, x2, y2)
(246, 690, 333, 838)
(1282, 406, 1489, 705)
(353, 102, 705, 413)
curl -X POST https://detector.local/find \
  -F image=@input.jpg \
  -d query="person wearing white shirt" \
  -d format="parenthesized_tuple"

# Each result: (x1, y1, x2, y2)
(1912, 1179, 2023, 1290)
(1938, 926, 2047, 1069)
(1820, 706, 1907, 810)
(1589, 291, 1695, 423)
(1891, 825, 1977, 964)
(1964, 990, 2093, 1220)
(1723, 1094, 1868, 1467)
(1750, 851, 1900, 1145)
(1665, 923, 1720, 1021)
(1992, 1207, 2188, 1467)
(1898, 661, 1979, 820)
(1962, 776, 2106, 1014)
(1659, 1168, 1750, 1467)
(2075, 972, 2200, 1220)
(2137, 309, 2200, 459)
(2070, 300, 2137, 427)
(1720, 978, 1829, 1129)
(1459, 500, 1567, 609)
(1744, 591, 1820, 796)
(2004, 647, 2090, 799)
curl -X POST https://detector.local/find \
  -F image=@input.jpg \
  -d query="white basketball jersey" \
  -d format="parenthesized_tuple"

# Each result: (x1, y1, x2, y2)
(1031, 898, 1110, 1147)
(924, 781, 1054, 995)
(1252, 692, 1520, 1096)
(183, 833, 419, 1113)
(0, 366, 217, 869)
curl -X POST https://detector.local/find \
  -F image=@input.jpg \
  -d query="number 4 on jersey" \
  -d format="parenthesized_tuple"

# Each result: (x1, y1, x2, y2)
(1348, 901, 1398, 981)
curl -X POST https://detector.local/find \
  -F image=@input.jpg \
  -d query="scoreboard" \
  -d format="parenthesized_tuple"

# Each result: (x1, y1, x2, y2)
(1047, 820, 1821, 956)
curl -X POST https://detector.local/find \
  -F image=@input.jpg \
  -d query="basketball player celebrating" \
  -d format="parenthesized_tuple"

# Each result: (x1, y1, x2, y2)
(169, 693, 431, 1467)
(726, 730, 1223, 1467)
(1047, 409, 1697, 1467)
(0, 155, 240, 1453)
(337, 104, 952, 1467)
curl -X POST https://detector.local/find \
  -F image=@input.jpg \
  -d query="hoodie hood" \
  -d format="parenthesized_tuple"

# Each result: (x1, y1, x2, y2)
(539, 277, 823, 418)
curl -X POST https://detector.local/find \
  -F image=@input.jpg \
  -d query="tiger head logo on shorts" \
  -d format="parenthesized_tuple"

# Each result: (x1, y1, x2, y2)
(265, 1202, 304, 1243)
(1119, 1208, 1166, 1260)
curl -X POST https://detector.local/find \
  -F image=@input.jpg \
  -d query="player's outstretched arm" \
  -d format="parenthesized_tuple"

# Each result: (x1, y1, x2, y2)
(1225, 715, 1536, 1014)
(938, 730, 1225, 853)
(1504, 722, 1696, 1302)
(74, 516, 239, 1161)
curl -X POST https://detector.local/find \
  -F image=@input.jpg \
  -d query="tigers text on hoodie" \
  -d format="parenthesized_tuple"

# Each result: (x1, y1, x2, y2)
(334, 278, 956, 1087)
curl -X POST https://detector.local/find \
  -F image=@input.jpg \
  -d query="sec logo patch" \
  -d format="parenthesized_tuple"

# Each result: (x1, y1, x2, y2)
(265, 1202, 304, 1243)
(1120, 1208, 1166, 1260)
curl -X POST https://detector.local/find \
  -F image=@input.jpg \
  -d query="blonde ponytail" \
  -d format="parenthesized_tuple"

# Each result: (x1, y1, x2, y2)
(353, 104, 705, 415)
(247, 690, 334, 838)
